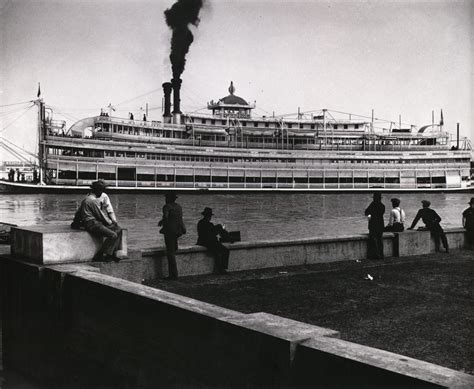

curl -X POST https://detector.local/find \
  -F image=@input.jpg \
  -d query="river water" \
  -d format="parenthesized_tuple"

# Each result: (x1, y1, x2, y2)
(0, 192, 471, 250)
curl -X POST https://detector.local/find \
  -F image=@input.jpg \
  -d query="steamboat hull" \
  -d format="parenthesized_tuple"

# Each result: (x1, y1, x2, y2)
(1, 181, 472, 194)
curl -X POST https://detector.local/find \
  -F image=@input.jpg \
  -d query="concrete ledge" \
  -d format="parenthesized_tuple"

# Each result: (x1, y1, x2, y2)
(292, 337, 474, 388)
(10, 225, 128, 264)
(140, 228, 467, 278)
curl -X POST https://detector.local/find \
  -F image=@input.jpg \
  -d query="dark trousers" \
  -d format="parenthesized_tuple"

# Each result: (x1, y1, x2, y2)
(429, 224, 448, 251)
(465, 229, 474, 249)
(368, 230, 384, 260)
(85, 221, 122, 256)
(205, 242, 229, 273)
(164, 234, 178, 278)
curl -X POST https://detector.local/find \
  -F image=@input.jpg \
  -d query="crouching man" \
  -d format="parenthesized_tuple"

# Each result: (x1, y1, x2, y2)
(197, 207, 229, 274)
(72, 180, 124, 262)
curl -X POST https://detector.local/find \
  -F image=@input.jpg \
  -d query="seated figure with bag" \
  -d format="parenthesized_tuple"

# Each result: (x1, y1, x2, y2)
(196, 207, 234, 275)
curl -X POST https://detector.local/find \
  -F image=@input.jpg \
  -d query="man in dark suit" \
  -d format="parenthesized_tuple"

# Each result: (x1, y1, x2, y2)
(158, 192, 186, 280)
(197, 207, 229, 275)
(462, 198, 474, 250)
(408, 200, 448, 252)
(365, 193, 385, 260)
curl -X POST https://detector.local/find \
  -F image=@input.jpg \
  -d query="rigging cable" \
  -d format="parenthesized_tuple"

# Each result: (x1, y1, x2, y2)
(0, 103, 35, 133)
(0, 100, 32, 108)
(0, 136, 38, 159)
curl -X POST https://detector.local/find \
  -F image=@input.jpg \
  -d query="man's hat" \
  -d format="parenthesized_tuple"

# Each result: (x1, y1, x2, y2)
(165, 192, 177, 201)
(373, 192, 382, 200)
(90, 180, 106, 190)
(201, 207, 213, 217)
(421, 200, 431, 207)
(469, 198, 474, 205)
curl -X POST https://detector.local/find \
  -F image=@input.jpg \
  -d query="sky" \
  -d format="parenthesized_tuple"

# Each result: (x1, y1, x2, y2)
(0, 0, 472, 162)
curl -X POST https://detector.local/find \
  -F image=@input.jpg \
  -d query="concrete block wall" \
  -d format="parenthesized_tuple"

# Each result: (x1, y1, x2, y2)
(10, 225, 128, 264)
(140, 234, 395, 279)
(140, 228, 466, 280)
(1, 256, 472, 388)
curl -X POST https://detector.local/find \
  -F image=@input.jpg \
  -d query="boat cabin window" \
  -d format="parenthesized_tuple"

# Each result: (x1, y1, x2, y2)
(344, 124, 348, 129)
(299, 123, 303, 129)
(242, 122, 247, 126)
(265, 122, 269, 128)
(311, 124, 315, 129)
(201, 119, 206, 124)
(288, 123, 293, 129)
(355, 124, 359, 129)
(254, 122, 258, 127)
(211, 120, 215, 124)
(334, 125, 338, 129)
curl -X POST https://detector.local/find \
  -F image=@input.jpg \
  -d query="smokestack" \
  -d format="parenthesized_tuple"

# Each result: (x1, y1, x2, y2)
(457, 122, 459, 149)
(171, 78, 182, 123)
(162, 82, 172, 123)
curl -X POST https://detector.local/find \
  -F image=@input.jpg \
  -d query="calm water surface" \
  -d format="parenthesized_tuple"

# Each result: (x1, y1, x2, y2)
(0, 192, 471, 249)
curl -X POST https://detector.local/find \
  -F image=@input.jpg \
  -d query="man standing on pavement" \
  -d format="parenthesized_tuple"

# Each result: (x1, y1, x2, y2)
(72, 180, 124, 261)
(462, 198, 474, 250)
(364, 192, 385, 260)
(407, 200, 448, 253)
(158, 192, 186, 280)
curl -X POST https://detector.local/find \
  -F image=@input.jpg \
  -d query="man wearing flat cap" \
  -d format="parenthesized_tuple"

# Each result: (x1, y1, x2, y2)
(408, 200, 448, 252)
(158, 192, 186, 280)
(462, 198, 474, 250)
(197, 207, 229, 274)
(71, 180, 123, 261)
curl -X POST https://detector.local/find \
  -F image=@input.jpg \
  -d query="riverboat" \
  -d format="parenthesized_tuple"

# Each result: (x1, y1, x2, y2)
(1, 81, 472, 193)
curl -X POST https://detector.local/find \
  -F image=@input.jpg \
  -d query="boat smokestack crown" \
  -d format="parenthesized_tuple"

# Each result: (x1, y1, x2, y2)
(162, 82, 172, 122)
(171, 78, 182, 124)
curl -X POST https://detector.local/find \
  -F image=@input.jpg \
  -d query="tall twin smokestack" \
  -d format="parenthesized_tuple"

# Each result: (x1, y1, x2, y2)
(164, 0, 203, 120)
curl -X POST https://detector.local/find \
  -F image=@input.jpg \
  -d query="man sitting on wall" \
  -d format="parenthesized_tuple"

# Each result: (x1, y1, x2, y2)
(407, 200, 448, 253)
(197, 207, 230, 275)
(71, 180, 124, 261)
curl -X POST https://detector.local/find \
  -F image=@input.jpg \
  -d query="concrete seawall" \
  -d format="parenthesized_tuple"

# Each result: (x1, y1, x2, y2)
(135, 228, 467, 281)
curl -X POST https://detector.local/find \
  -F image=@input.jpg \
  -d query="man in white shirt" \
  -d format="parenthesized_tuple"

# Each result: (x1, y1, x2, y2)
(385, 198, 405, 232)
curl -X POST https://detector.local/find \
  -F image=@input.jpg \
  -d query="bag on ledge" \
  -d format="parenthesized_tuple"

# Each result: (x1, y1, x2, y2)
(220, 230, 241, 243)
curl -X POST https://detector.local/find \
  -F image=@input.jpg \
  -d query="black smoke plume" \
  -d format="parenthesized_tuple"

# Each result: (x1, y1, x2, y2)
(164, 0, 203, 80)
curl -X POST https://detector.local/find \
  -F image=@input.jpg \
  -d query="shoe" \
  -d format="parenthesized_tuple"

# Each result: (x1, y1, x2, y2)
(92, 253, 106, 262)
(164, 276, 178, 281)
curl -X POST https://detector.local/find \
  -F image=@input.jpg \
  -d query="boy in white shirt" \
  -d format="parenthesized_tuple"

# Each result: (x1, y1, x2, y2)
(385, 198, 405, 232)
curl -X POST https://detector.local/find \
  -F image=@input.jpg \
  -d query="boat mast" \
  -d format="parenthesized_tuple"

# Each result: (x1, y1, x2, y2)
(34, 98, 45, 184)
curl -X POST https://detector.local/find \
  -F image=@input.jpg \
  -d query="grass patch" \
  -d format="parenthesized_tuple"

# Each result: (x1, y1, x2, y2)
(146, 251, 474, 374)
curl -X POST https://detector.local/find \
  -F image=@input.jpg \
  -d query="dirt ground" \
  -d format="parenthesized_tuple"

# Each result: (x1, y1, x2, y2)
(146, 250, 474, 374)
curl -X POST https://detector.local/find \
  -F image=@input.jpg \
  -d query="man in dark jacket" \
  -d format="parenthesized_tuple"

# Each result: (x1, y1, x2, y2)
(408, 200, 448, 252)
(158, 192, 186, 280)
(72, 180, 123, 261)
(364, 193, 385, 260)
(197, 207, 229, 274)
(462, 198, 474, 250)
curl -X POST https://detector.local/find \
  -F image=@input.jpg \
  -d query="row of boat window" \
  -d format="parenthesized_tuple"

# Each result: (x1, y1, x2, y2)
(47, 147, 468, 165)
(56, 170, 450, 185)
(195, 119, 360, 130)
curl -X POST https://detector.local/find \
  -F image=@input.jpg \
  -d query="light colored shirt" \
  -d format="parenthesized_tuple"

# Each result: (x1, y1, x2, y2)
(388, 207, 406, 226)
(95, 192, 117, 223)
